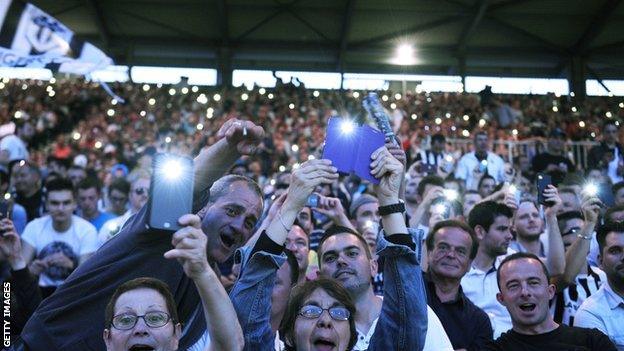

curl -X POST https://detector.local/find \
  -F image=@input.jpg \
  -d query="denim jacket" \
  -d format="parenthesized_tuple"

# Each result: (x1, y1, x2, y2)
(229, 228, 428, 351)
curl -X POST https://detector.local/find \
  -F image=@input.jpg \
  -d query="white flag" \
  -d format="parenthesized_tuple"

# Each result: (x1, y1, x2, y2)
(0, 0, 112, 74)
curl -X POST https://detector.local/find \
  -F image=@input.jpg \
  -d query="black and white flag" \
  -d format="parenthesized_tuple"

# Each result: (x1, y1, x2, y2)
(0, 0, 113, 74)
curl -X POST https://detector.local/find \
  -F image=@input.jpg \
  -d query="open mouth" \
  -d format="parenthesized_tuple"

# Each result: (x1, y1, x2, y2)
(129, 345, 155, 351)
(313, 339, 337, 350)
(519, 303, 536, 312)
(220, 233, 235, 248)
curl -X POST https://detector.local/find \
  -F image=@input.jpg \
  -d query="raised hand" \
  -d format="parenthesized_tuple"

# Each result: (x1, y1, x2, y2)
(164, 214, 211, 280)
(370, 146, 404, 205)
(216, 118, 265, 155)
(285, 159, 338, 210)
(580, 194, 602, 225)
(543, 185, 562, 217)
(0, 219, 23, 269)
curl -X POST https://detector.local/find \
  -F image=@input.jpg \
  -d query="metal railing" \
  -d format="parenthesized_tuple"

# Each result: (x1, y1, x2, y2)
(446, 139, 600, 169)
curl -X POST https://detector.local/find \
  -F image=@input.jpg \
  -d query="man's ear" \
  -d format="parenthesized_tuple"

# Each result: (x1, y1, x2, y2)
(196, 203, 212, 219)
(475, 225, 486, 241)
(496, 292, 505, 306)
(369, 258, 378, 278)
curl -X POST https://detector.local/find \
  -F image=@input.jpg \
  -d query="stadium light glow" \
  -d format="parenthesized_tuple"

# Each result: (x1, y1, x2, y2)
(391, 44, 416, 65)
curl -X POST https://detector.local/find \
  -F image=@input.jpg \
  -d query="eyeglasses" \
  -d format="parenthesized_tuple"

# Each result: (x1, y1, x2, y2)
(111, 311, 171, 330)
(298, 305, 350, 321)
(132, 187, 148, 196)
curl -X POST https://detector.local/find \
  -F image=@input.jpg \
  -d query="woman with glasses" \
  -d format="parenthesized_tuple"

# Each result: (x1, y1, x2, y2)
(280, 278, 357, 351)
(103, 213, 244, 351)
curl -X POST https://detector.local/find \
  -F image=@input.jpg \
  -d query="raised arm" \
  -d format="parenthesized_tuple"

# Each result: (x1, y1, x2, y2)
(229, 159, 338, 351)
(542, 185, 566, 277)
(554, 195, 601, 290)
(193, 119, 264, 199)
(368, 146, 428, 351)
(164, 214, 245, 351)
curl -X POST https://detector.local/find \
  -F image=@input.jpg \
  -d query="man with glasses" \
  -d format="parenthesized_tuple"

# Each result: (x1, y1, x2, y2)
(98, 170, 150, 244)
(589, 121, 624, 184)
(103, 211, 243, 351)
(106, 177, 130, 217)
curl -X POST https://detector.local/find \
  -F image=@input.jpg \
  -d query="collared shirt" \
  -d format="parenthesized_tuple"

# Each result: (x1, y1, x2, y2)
(575, 281, 624, 350)
(455, 151, 506, 190)
(354, 301, 453, 351)
(424, 272, 493, 350)
(460, 249, 515, 338)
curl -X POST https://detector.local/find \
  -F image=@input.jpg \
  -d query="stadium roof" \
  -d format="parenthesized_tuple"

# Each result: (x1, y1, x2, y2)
(27, 0, 624, 80)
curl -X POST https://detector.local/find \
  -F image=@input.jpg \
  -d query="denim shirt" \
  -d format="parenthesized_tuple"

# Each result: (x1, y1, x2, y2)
(229, 228, 428, 351)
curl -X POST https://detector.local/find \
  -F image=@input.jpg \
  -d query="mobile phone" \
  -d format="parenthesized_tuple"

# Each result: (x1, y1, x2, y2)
(0, 200, 13, 236)
(536, 173, 553, 207)
(148, 153, 195, 231)
(306, 193, 320, 208)
(418, 163, 437, 174)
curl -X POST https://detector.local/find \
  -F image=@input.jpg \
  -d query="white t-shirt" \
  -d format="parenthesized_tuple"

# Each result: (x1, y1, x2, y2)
(22, 215, 98, 287)
(0, 134, 28, 161)
(354, 297, 453, 351)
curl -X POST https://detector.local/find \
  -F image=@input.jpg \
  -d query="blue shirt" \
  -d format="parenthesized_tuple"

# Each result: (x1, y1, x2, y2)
(85, 211, 116, 232)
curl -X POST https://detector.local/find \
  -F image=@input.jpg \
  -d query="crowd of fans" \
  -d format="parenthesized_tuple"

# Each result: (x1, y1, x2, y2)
(0, 76, 623, 350)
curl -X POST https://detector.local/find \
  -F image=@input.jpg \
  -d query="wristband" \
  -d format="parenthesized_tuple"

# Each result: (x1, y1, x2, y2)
(378, 202, 405, 216)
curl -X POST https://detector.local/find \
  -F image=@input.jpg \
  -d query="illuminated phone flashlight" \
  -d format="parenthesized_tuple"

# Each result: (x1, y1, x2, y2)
(445, 155, 453, 163)
(443, 189, 458, 201)
(157, 156, 187, 181)
(433, 203, 449, 217)
(340, 119, 356, 135)
(365, 220, 374, 229)
(508, 184, 518, 195)
(583, 183, 599, 197)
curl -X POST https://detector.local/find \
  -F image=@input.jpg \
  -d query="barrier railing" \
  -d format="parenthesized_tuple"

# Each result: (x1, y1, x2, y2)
(446, 139, 600, 169)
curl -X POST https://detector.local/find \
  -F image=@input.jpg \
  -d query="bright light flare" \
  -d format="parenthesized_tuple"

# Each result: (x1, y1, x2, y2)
(340, 120, 356, 135)
(583, 183, 598, 197)
(443, 189, 458, 201)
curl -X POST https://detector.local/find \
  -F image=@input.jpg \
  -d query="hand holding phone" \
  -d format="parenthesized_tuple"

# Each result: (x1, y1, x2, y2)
(536, 173, 554, 207)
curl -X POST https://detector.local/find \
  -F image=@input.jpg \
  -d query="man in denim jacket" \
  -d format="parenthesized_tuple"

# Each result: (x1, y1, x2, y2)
(230, 146, 428, 350)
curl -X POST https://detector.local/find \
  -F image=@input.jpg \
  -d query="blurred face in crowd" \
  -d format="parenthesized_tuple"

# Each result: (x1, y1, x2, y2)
(319, 233, 376, 296)
(361, 221, 378, 254)
(292, 288, 352, 351)
(68, 167, 87, 187)
(477, 215, 513, 257)
(104, 288, 181, 351)
(428, 226, 473, 280)
(444, 180, 461, 194)
(496, 258, 555, 333)
(199, 181, 262, 263)
(109, 189, 129, 216)
(129, 178, 150, 212)
(604, 124, 619, 145)
(11, 164, 40, 195)
(404, 177, 420, 203)
(474, 134, 489, 154)
(431, 139, 445, 154)
(547, 136, 565, 154)
(77, 187, 100, 219)
(608, 209, 624, 222)
(286, 225, 310, 275)
(47, 190, 76, 228)
(559, 191, 580, 213)
(513, 202, 543, 240)
(297, 207, 314, 235)
(518, 155, 531, 174)
(354, 202, 379, 234)
(615, 187, 624, 207)
(478, 178, 496, 198)
(560, 217, 584, 250)
(463, 193, 482, 218)
(517, 176, 532, 196)
(600, 232, 624, 286)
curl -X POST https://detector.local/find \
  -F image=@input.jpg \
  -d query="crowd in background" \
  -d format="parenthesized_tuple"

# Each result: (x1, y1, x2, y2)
(1, 76, 624, 350)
